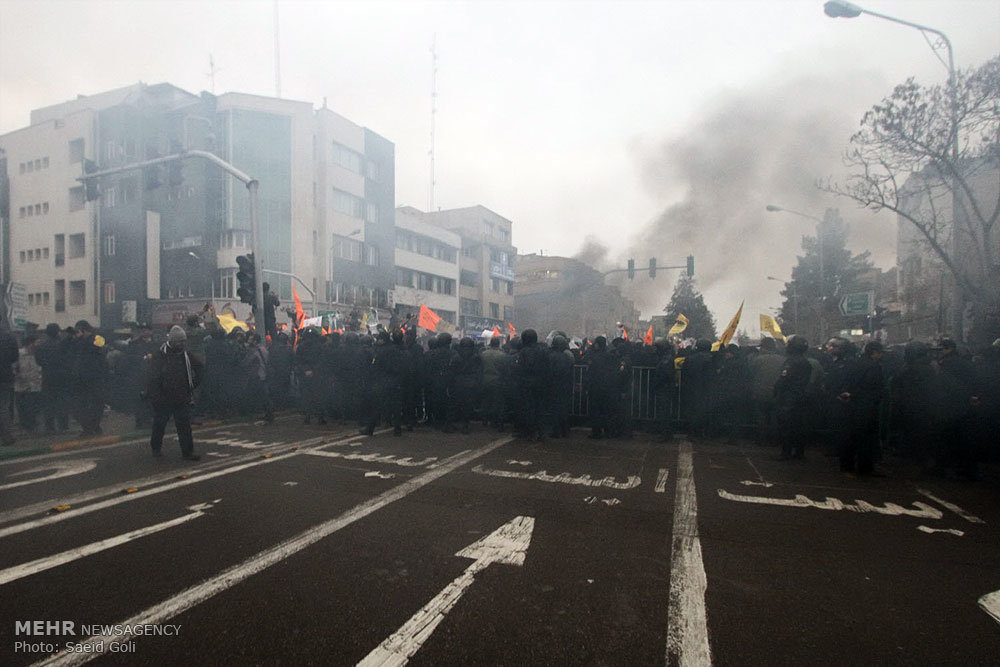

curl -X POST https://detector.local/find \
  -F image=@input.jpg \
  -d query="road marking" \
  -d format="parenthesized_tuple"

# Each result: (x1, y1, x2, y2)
(717, 490, 944, 519)
(305, 450, 438, 468)
(472, 465, 641, 489)
(0, 434, 363, 540)
(206, 452, 232, 458)
(0, 459, 98, 491)
(507, 460, 532, 466)
(584, 496, 621, 506)
(654, 468, 669, 493)
(740, 480, 774, 488)
(979, 590, 1000, 626)
(916, 489, 985, 524)
(283, 482, 298, 487)
(364, 471, 396, 480)
(0, 503, 214, 586)
(916, 525, 964, 536)
(744, 456, 771, 487)
(358, 515, 534, 666)
(33, 437, 514, 666)
(666, 440, 712, 666)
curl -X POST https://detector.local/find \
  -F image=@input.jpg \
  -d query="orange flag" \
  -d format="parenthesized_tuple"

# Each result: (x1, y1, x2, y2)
(418, 303, 441, 331)
(292, 285, 304, 329)
(508, 322, 516, 337)
(622, 326, 629, 341)
(491, 326, 502, 337)
(643, 325, 654, 346)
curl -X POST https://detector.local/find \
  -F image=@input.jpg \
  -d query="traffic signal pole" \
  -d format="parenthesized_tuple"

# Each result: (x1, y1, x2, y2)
(78, 149, 264, 332)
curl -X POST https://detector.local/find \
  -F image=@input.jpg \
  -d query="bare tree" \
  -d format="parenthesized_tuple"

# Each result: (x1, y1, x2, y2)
(826, 56, 1000, 343)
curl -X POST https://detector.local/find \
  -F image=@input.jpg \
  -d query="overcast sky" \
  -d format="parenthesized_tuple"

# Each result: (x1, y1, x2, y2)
(2, 0, 998, 333)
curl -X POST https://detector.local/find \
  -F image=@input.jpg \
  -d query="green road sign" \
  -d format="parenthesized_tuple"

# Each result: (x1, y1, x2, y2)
(839, 291, 874, 317)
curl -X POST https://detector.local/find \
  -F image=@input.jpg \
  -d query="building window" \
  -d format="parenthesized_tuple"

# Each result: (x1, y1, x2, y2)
(18, 163, 25, 174)
(217, 268, 235, 299)
(365, 202, 380, 224)
(43, 247, 49, 259)
(34, 204, 41, 216)
(332, 235, 362, 262)
(69, 138, 84, 164)
(396, 268, 414, 288)
(332, 188, 364, 218)
(506, 280, 514, 295)
(26, 161, 34, 174)
(460, 298, 481, 316)
(26, 206, 33, 217)
(19, 251, 25, 263)
(489, 302, 500, 319)
(104, 234, 116, 256)
(19, 207, 25, 218)
(103, 186, 117, 208)
(103, 281, 116, 304)
(460, 270, 478, 287)
(34, 159, 41, 171)
(69, 233, 85, 259)
(28, 294, 35, 306)
(366, 160, 381, 183)
(499, 228, 510, 243)
(43, 292, 50, 306)
(504, 306, 514, 321)
(69, 186, 86, 212)
(332, 142, 363, 174)
(69, 280, 86, 306)
(42, 202, 49, 214)
(491, 278, 500, 293)
(55, 280, 66, 312)
(54, 234, 65, 266)
(43, 157, 50, 169)
(484, 221, 494, 237)
(364, 244, 380, 267)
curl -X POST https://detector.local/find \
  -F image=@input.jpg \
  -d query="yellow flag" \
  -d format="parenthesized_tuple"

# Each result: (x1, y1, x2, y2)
(718, 300, 744, 347)
(759, 314, 786, 342)
(216, 312, 249, 334)
(667, 313, 689, 336)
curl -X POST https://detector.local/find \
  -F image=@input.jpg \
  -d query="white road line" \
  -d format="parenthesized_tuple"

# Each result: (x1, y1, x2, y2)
(654, 468, 669, 493)
(916, 525, 964, 536)
(745, 456, 769, 487)
(0, 460, 98, 491)
(979, 589, 1000, 626)
(916, 489, 986, 524)
(0, 434, 361, 540)
(0, 507, 208, 586)
(306, 450, 438, 467)
(33, 436, 513, 667)
(472, 465, 641, 489)
(666, 440, 712, 667)
(358, 515, 534, 666)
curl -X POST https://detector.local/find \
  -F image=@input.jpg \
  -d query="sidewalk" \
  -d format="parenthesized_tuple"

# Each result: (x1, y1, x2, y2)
(0, 409, 228, 461)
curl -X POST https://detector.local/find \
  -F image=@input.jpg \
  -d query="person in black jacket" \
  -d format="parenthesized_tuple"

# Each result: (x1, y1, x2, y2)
(515, 329, 549, 440)
(547, 336, 575, 438)
(775, 335, 813, 460)
(35, 323, 71, 432)
(363, 329, 407, 436)
(70, 320, 108, 437)
(585, 336, 619, 439)
(0, 326, 19, 446)
(450, 336, 483, 434)
(147, 326, 204, 460)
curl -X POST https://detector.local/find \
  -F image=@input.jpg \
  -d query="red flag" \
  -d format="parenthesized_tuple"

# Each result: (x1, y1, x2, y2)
(292, 285, 304, 329)
(491, 325, 501, 337)
(621, 326, 629, 341)
(418, 304, 441, 331)
(643, 325, 654, 346)
(507, 322, 516, 337)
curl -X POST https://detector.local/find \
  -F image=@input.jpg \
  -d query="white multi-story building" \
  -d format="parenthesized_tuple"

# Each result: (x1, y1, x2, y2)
(392, 206, 460, 324)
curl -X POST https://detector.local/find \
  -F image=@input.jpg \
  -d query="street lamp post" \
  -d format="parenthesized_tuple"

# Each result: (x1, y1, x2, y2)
(767, 275, 799, 333)
(765, 204, 826, 342)
(824, 0, 962, 338)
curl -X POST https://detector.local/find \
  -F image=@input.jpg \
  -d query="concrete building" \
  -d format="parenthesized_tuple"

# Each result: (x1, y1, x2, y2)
(0, 83, 396, 332)
(515, 253, 640, 339)
(414, 205, 515, 332)
(392, 206, 460, 324)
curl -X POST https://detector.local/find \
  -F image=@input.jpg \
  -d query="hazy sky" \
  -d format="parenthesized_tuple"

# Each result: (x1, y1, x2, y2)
(2, 0, 998, 333)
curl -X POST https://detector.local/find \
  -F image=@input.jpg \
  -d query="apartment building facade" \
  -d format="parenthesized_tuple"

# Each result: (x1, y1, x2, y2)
(392, 206, 460, 324)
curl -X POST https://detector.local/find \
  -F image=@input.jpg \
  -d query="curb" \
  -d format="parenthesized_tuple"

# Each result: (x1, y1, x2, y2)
(0, 417, 244, 462)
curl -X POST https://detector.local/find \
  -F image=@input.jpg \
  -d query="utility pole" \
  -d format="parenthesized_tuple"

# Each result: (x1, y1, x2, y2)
(429, 34, 438, 211)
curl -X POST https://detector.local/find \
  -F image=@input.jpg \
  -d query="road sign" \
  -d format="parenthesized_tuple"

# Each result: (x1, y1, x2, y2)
(839, 291, 874, 317)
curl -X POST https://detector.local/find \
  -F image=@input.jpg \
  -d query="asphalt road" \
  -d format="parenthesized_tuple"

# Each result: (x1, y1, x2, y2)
(1, 419, 998, 666)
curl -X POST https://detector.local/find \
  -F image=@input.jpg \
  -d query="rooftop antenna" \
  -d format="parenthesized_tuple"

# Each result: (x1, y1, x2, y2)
(207, 54, 220, 94)
(428, 34, 437, 211)
(273, 0, 282, 98)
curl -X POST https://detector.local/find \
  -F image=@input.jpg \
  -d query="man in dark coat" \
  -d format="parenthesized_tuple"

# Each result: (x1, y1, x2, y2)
(426, 332, 456, 431)
(147, 326, 204, 460)
(680, 339, 715, 438)
(585, 336, 619, 439)
(774, 335, 813, 460)
(450, 336, 483, 434)
(362, 329, 407, 436)
(547, 335, 575, 438)
(934, 338, 981, 479)
(70, 320, 108, 437)
(35, 323, 71, 432)
(515, 329, 549, 440)
(295, 328, 326, 424)
(0, 326, 19, 446)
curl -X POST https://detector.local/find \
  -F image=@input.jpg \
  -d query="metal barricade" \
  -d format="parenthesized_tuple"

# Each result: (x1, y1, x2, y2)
(571, 365, 665, 422)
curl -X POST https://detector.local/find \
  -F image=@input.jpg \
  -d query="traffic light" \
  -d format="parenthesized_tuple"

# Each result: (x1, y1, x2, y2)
(648, 258, 656, 278)
(236, 254, 256, 306)
(686, 255, 695, 277)
(627, 259, 635, 280)
(83, 159, 100, 201)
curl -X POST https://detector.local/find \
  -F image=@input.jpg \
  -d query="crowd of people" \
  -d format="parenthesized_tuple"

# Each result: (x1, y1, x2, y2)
(2, 316, 998, 480)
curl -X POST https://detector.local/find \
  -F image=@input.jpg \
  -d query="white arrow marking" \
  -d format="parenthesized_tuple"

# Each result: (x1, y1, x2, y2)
(0, 459, 98, 491)
(979, 590, 1000, 626)
(917, 525, 964, 536)
(0, 504, 211, 585)
(654, 468, 669, 493)
(740, 480, 774, 488)
(506, 460, 532, 466)
(916, 489, 985, 524)
(364, 471, 396, 480)
(359, 516, 534, 667)
(283, 481, 298, 487)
